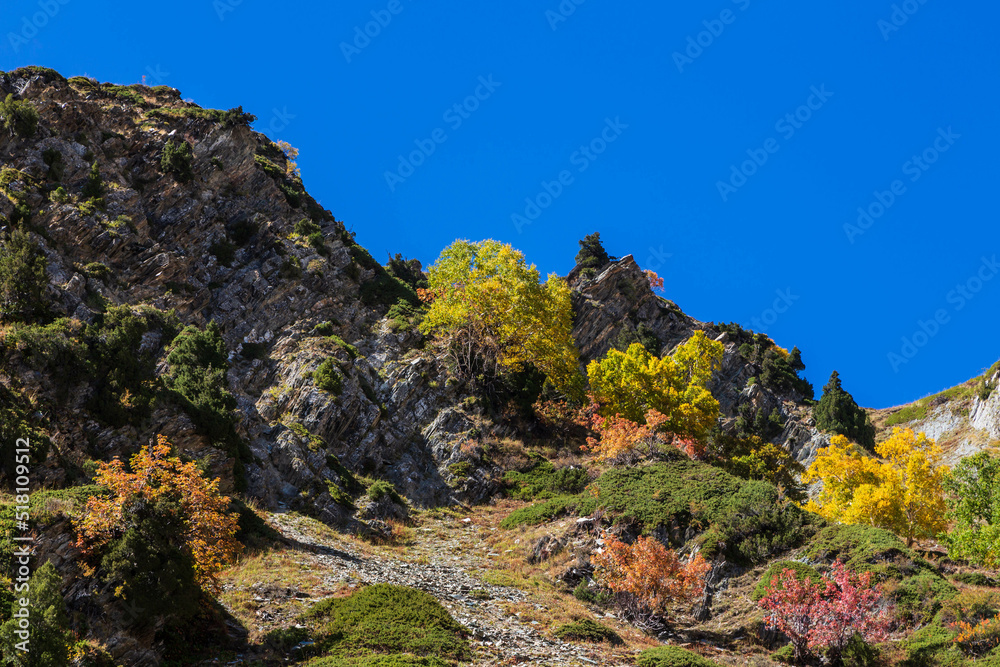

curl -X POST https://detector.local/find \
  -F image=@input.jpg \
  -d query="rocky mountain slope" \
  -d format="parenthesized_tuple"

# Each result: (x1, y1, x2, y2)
(3, 66, 1000, 666)
(872, 361, 1000, 465)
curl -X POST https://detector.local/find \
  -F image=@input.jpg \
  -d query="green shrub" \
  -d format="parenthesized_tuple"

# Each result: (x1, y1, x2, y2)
(0, 562, 73, 665)
(349, 245, 381, 272)
(503, 459, 589, 500)
(308, 231, 326, 252)
(953, 572, 998, 587)
(161, 139, 194, 182)
(313, 321, 336, 336)
(42, 148, 64, 181)
(368, 480, 404, 506)
(902, 623, 958, 667)
(575, 232, 612, 270)
(500, 495, 583, 529)
(329, 335, 360, 359)
(8, 66, 65, 82)
(81, 162, 103, 199)
(386, 300, 423, 332)
(3, 319, 89, 383)
(752, 561, 823, 601)
(209, 239, 236, 267)
(553, 619, 621, 644)
(940, 588, 1000, 626)
(82, 262, 112, 281)
(280, 256, 302, 279)
(360, 272, 419, 309)
(98, 498, 202, 627)
(637, 646, 723, 667)
(86, 305, 177, 427)
(164, 322, 249, 490)
(0, 94, 39, 138)
(101, 84, 146, 106)
(302, 584, 469, 662)
(804, 524, 922, 578)
(895, 572, 958, 624)
(294, 218, 321, 237)
(49, 186, 68, 203)
(220, 105, 256, 128)
(0, 228, 48, 323)
(314, 357, 343, 395)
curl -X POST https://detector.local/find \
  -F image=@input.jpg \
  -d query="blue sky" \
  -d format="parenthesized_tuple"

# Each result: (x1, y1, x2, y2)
(3, 0, 998, 409)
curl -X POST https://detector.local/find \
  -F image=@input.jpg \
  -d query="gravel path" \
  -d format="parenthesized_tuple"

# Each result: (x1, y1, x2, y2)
(267, 512, 635, 666)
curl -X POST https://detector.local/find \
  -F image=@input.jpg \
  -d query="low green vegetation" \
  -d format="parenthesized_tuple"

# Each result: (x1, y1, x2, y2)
(300, 584, 470, 664)
(552, 619, 621, 644)
(637, 646, 724, 667)
(367, 480, 404, 506)
(0, 229, 49, 323)
(0, 94, 39, 138)
(314, 357, 343, 395)
(161, 139, 194, 182)
(502, 458, 589, 501)
(553, 618, 622, 644)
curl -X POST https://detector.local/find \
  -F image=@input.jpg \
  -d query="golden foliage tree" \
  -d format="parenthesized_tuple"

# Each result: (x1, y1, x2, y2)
(592, 532, 710, 615)
(803, 427, 949, 546)
(75, 435, 240, 587)
(419, 239, 583, 399)
(586, 331, 722, 439)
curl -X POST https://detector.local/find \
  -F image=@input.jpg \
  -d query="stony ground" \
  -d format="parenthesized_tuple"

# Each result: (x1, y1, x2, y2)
(218, 507, 646, 666)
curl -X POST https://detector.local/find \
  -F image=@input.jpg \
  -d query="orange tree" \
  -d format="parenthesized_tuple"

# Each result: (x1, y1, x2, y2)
(75, 435, 240, 590)
(592, 532, 709, 616)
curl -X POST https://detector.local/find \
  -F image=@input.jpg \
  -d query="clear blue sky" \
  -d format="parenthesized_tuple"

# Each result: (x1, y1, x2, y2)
(3, 0, 998, 409)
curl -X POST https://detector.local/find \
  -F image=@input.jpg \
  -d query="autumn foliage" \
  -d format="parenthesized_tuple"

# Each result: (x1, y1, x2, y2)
(951, 615, 1000, 655)
(758, 561, 891, 663)
(803, 428, 948, 546)
(644, 269, 664, 293)
(419, 239, 583, 399)
(592, 532, 709, 616)
(75, 435, 240, 588)
(585, 405, 703, 463)
(587, 331, 722, 438)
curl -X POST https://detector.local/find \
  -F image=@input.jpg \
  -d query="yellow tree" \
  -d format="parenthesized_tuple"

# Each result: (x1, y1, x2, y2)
(586, 331, 723, 440)
(803, 427, 948, 546)
(419, 239, 583, 399)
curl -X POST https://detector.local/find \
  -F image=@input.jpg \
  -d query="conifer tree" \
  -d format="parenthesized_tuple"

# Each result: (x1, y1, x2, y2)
(813, 371, 875, 450)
